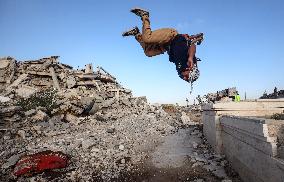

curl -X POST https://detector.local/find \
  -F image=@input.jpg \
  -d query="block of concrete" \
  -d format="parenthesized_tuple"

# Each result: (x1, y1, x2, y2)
(15, 85, 38, 98)
(0, 96, 11, 103)
(66, 75, 76, 88)
(6, 74, 28, 92)
(65, 114, 80, 125)
(222, 130, 284, 182)
(49, 67, 60, 90)
(1, 153, 23, 169)
(221, 117, 277, 156)
(202, 99, 284, 117)
(0, 60, 10, 69)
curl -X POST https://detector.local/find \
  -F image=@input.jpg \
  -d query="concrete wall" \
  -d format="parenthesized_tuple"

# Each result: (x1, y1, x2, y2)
(221, 116, 284, 182)
(202, 99, 284, 182)
(202, 110, 223, 153)
(202, 99, 284, 117)
(202, 99, 284, 152)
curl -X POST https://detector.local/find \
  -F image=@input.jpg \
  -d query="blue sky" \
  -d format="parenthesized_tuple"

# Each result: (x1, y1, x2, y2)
(0, 0, 283, 104)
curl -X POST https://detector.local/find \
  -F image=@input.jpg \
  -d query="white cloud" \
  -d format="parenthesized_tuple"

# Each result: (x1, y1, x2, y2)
(176, 18, 205, 32)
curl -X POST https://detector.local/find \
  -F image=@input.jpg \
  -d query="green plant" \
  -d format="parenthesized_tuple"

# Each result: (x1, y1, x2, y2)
(271, 113, 284, 120)
(16, 88, 58, 114)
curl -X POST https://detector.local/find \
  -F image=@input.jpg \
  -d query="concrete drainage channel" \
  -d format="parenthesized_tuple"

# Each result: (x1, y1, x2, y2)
(110, 127, 242, 182)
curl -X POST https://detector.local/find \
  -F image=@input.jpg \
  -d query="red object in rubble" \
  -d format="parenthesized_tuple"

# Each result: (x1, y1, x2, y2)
(13, 150, 68, 176)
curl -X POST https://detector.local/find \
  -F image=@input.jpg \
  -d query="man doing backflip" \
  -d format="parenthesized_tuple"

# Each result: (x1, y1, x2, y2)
(122, 8, 204, 84)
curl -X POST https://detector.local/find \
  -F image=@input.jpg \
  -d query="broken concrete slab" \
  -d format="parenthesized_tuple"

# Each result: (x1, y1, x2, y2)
(0, 59, 10, 69)
(65, 113, 80, 125)
(89, 103, 102, 115)
(82, 139, 98, 150)
(66, 75, 76, 88)
(85, 64, 94, 74)
(17, 130, 26, 139)
(49, 67, 60, 90)
(6, 74, 28, 93)
(0, 96, 11, 103)
(24, 109, 37, 117)
(101, 98, 117, 108)
(31, 110, 49, 122)
(0, 106, 22, 117)
(1, 153, 24, 169)
(15, 85, 38, 98)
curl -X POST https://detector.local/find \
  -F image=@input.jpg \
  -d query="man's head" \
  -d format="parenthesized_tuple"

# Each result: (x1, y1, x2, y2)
(181, 68, 191, 81)
(180, 63, 200, 83)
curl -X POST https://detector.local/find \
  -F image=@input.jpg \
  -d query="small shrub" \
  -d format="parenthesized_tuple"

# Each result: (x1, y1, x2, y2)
(271, 113, 284, 120)
(16, 88, 58, 114)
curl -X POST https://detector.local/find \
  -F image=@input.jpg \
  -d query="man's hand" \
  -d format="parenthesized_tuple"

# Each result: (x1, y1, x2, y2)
(187, 59, 193, 71)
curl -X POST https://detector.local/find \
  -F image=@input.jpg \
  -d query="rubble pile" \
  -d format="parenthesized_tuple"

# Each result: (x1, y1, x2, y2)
(0, 56, 188, 181)
(0, 56, 241, 181)
(259, 87, 284, 99)
(186, 127, 238, 180)
(195, 87, 238, 104)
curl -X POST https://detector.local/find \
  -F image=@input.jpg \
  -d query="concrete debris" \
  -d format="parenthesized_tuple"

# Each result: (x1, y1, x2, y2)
(31, 110, 49, 122)
(0, 96, 11, 103)
(0, 105, 26, 130)
(180, 111, 196, 125)
(193, 179, 204, 182)
(0, 56, 240, 181)
(0, 57, 16, 85)
(17, 130, 26, 139)
(64, 114, 80, 125)
(0, 56, 127, 97)
(260, 87, 284, 99)
(196, 87, 238, 104)
(1, 153, 23, 169)
(15, 85, 38, 98)
(106, 126, 115, 133)
(24, 109, 37, 117)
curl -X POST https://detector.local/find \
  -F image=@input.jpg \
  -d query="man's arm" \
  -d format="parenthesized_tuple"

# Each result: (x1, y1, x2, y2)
(180, 43, 196, 81)
(187, 44, 196, 71)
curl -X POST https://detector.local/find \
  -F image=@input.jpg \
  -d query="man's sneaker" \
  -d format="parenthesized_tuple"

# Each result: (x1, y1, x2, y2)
(122, 26, 140, 37)
(130, 7, 149, 18)
(196, 33, 204, 45)
(197, 36, 204, 45)
(190, 35, 204, 45)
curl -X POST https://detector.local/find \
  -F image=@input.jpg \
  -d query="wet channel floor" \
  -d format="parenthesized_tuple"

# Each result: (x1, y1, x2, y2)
(113, 128, 224, 182)
(116, 162, 220, 182)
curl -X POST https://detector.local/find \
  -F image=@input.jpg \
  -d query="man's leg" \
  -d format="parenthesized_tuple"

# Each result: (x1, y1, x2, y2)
(141, 15, 178, 44)
(122, 26, 165, 57)
(135, 33, 164, 57)
(130, 8, 178, 44)
(135, 33, 146, 51)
